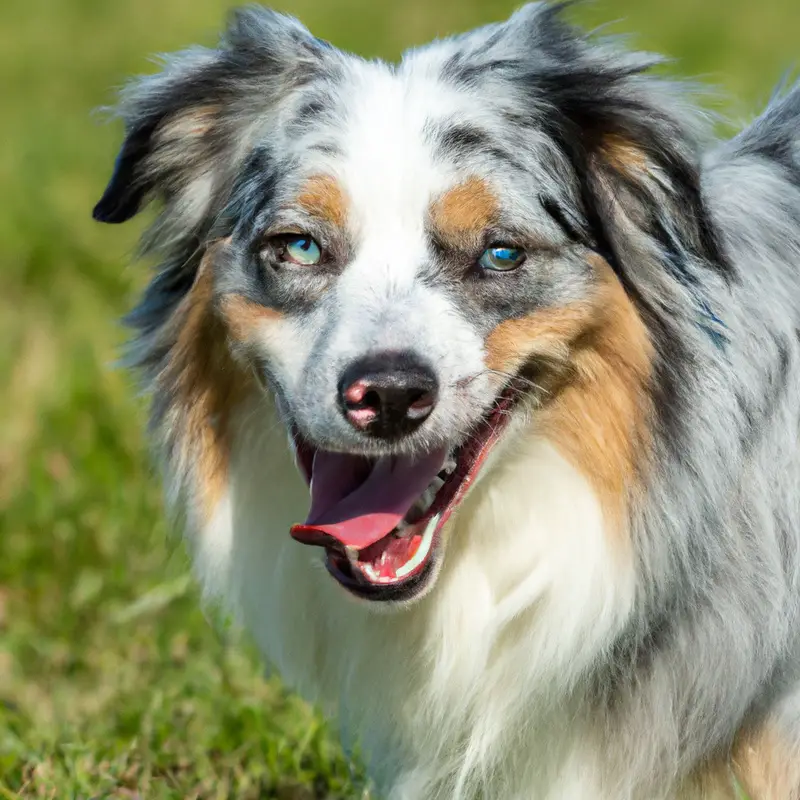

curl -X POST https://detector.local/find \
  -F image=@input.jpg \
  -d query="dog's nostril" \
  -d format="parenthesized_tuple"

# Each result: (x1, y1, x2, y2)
(343, 380, 369, 408)
(337, 352, 439, 439)
(345, 405, 379, 430)
(361, 389, 382, 412)
(406, 390, 436, 420)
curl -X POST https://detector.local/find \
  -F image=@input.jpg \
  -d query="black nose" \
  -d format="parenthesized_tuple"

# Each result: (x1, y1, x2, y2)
(338, 352, 439, 440)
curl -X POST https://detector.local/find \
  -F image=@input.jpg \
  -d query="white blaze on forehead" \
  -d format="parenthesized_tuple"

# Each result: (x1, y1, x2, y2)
(336, 62, 463, 265)
(324, 63, 476, 351)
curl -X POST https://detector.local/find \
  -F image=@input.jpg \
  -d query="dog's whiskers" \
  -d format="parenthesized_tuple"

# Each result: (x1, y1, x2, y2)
(453, 369, 550, 399)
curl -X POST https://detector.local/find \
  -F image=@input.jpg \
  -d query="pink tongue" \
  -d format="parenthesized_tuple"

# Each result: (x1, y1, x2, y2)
(290, 448, 447, 551)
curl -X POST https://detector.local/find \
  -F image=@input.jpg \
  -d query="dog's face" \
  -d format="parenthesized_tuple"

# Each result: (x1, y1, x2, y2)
(96, 5, 715, 604)
(213, 46, 605, 600)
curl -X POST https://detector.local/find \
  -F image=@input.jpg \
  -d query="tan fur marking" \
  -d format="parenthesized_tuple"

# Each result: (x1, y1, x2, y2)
(733, 724, 800, 800)
(681, 758, 737, 799)
(297, 174, 349, 229)
(600, 133, 649, 175)
(161, 244, 251, 519)
(485, 304, 596, 373)
(430, 176, 499, 247)
(219, 294, 282, 343)
(155, 105, 219, 142)
(485, 257, 653, 525)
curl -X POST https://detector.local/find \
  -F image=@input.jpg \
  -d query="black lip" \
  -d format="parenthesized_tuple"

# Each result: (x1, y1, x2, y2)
(324, 548, 438, 603)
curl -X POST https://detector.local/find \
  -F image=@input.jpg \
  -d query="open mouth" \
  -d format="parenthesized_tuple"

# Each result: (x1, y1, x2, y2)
(289, 393, 515, 602)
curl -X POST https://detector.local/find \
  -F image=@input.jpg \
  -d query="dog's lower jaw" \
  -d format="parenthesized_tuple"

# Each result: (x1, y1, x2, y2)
(189, 397, 645, 799)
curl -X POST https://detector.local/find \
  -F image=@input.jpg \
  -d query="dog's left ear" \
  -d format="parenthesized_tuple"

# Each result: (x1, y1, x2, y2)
(93, 7, 330, 226)
(563, 85, 726, 285)
(498, 4, 726, 281)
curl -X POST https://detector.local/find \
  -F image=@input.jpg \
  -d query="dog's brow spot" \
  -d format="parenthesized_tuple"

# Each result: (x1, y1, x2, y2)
(430, 176, 499, 246)
(296, 174, 349, 229)
(220, 295, 283, 343)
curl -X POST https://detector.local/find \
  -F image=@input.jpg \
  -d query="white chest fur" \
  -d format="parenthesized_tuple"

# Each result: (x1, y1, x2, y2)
(191, 408, 636, 799)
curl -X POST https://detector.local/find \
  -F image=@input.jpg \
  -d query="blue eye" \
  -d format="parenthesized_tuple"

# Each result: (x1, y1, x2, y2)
(478, 245, 526, 272)
(283, 235, 322, 266)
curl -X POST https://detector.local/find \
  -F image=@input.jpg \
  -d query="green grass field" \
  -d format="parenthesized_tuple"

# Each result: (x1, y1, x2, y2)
(0, 0, 796, 797)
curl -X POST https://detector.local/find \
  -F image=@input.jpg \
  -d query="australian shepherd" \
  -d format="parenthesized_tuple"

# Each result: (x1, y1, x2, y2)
(94, 4, 800, 797)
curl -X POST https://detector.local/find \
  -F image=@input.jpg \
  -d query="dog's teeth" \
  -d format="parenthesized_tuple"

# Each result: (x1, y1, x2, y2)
(395, 514, 439, 579)
(345, 546, 360, 569)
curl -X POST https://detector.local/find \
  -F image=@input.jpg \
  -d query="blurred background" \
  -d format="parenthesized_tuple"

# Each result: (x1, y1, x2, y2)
(0, 0, 796, 797)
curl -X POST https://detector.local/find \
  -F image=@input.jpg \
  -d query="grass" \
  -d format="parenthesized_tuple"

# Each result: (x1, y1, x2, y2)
(0, 0, 796, 796)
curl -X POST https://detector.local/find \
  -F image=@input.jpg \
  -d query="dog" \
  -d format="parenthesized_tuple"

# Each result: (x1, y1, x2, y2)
(93, 3, 800, 797)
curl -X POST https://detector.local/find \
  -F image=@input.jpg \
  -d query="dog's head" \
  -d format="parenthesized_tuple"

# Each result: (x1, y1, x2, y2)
(96, 4, 725, 604)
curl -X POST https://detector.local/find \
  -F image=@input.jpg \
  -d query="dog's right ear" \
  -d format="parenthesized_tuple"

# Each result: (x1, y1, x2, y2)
(93, 117, 164, 223)
(93, 7, 329, 226)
